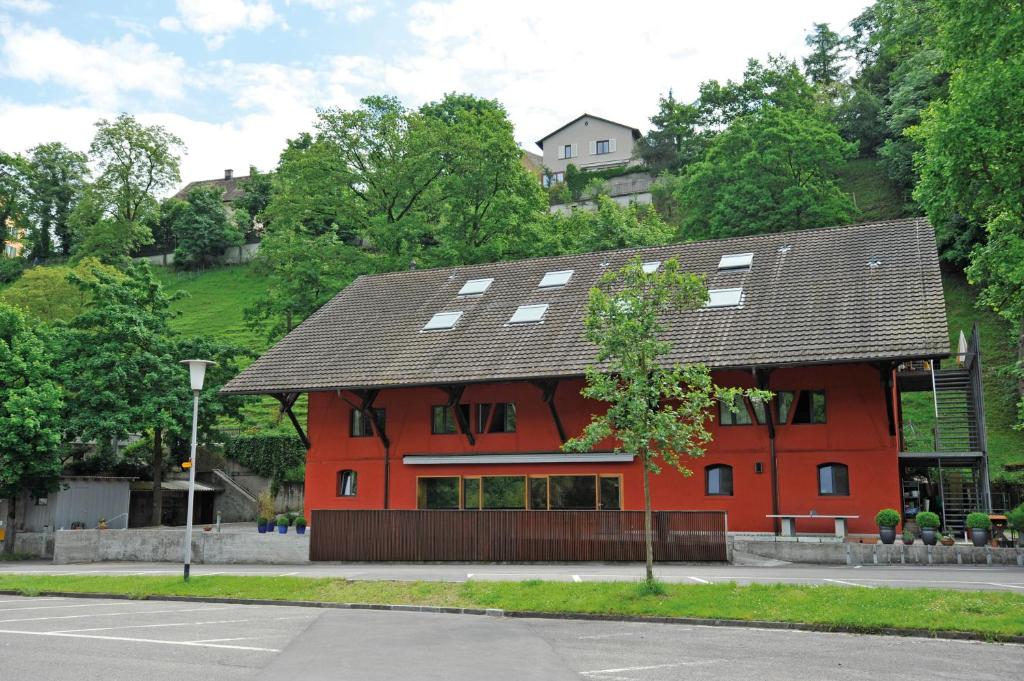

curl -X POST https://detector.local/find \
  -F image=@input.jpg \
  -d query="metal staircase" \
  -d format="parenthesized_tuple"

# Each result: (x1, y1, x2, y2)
(931, 368, 982, 454)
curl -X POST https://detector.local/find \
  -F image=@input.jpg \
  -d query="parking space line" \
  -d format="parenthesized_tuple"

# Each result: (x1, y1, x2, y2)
(987, 583, 1024, 590)
(687, 576, 711, 584)
(0, 605, 241, 624)
(51, 618, 255, 634)
(0, 602, 145, 613)
(0, 598, 67, 604)
(823, 579, 873, 588)
(0, 627, 281, 652)
(572, 575, 582, 583)
(189, 637, 257, 644)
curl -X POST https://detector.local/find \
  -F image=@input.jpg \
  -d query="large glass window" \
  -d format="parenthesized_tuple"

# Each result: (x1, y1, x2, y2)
(462, 477, 481, 509)
(482, 476, 527, 509)
(549, 476, 597, 510)
(818, 463, 849, 496)
(705, 465, 733, 496)
(337, 470, 358, 497)
(599, 476, 621, 510)
(529, 477, 548, 510)
(750, 399, 768, 425)
(793, 390, 827, 424)
(417, 477, 460, 509)
(719, 395, 752, 426)
(350, 408, 385, 437)
(432, 404, 469, 434)
(596, 139, 610, 154)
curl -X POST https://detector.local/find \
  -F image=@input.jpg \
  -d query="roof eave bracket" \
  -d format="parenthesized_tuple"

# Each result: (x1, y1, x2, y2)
(272, 392, 311, 450)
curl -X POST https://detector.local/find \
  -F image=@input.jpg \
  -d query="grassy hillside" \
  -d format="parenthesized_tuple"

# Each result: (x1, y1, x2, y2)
(836, 156, 914, 222)
(153, 263, 305, 433)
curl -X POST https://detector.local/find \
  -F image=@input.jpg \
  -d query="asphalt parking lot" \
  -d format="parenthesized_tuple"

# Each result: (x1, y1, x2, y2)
(0, 595, 1020, 681)
(2, 560, 1023, 591)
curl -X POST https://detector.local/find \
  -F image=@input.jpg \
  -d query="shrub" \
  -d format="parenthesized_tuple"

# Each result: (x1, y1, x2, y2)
(225, 434, 306, 496)
(294, 516, 307, 528)
(256, 490, 275, 521)
(1007, 503, 1024, 530)
(902, 529, 914, 542)
(966, 512, 991, 530)
(275, 515, 288, 527)
(257, 516, 268, 526)
(875, 508, 900, 528)
(916, 511, 940, 529)
(0, 257, 24, 285)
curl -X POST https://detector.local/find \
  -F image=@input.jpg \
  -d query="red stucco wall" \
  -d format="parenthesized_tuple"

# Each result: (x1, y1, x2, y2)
(303, 363, 901, 534)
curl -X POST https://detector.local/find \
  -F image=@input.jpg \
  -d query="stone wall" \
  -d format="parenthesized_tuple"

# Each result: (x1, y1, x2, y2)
(732, 536, 1024, 566)
(53, 527, 309, 564)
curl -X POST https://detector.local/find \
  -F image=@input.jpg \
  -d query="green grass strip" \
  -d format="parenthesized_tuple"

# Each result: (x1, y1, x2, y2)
(0, 574, 1021, 640)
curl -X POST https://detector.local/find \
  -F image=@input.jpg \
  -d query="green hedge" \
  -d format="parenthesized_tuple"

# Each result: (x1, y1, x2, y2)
(224, 434, 306, 495)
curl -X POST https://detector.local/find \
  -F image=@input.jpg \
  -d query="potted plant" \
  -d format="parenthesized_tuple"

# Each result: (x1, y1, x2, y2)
(295, 516, 307, 535)
(276, 515, 289, 534)
(966, 512, 990, 547)
(902, 529, 914, 545)
(917, 511, 940, 545)
(940, 533, 955, 546)
(875, 508, 900, 544)
(257, 516, 268, 534)
(97, 517, 108, 530)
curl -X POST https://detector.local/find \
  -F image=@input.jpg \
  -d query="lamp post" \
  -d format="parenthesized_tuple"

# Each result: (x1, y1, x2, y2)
(180, 359, 216, 582)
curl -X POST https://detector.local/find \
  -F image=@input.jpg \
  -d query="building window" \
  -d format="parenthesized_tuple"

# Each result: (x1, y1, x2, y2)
(563, 144, 573, 158)
(432, 404, 469, 434)
(549, 475, 597, 510)
(529, 477, 548, 510)
(417, 477, 460, 509)
(776, 391, 796, 424)
(463, 477, 481, 509)
(792, 390, 827, 424)
(350, 408, 384, 437)
(719, 395, 752, 425)
(595, 139, 610, 154)
(337, 470, 358, 497)
(477, 403, 516, 433)
(482, 476, 527, 509)
(599, 476, 621, 510)
(705, 465, 733, 496)
(818, 463, 849, 496)
(750, 398, 768, 425)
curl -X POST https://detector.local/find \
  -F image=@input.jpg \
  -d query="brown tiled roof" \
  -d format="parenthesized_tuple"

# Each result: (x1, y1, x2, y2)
(173, 174, 249, 203)
(222, 218, 949, 395)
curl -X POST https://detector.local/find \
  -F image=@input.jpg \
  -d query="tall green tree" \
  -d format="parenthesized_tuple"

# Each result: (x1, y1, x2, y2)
(911, 0, 1024, 418)
(74, 114, 184, 264)
(171, 186, 244, 271)
(671, 107, 856, 239)
(564, 258, 767, 580)
(635, 91, 706, 174)
(0, 257, 122, 323)
(803, 23, 847, 86)
(60, 264, 246, 524)
(527, 197, 674, 258)
(0, 151, 30, 255)
(0, 303, 63, 555)
(234, 165, 274, 240)
(25, 142, 89, 258)
(696, 55, 819, 128)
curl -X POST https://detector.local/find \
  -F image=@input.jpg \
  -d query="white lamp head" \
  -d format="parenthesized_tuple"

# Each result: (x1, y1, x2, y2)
(180, 359, 217, 392)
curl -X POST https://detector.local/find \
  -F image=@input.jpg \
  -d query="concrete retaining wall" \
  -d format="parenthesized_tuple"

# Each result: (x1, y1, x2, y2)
(53, 528, 309, 565)
(732, 537, 1024, 566)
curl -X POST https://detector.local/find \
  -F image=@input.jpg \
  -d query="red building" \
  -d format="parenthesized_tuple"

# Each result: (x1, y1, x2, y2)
(224, 218, 989, 537)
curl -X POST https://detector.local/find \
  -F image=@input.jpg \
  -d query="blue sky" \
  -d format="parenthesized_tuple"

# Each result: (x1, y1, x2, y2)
(0, 0, 869, 191)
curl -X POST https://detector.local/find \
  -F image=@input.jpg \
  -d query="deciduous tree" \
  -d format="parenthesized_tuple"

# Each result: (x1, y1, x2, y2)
(171, 186, 244, 270)
(25, 142, 89, 258)
(564, 258, 768, 580)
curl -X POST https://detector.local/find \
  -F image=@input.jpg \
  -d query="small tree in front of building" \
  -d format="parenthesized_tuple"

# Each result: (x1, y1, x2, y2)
(564, 258, 769, 582)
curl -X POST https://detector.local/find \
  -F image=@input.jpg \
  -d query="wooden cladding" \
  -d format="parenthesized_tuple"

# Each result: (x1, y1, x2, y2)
(310, 510, 728, 562)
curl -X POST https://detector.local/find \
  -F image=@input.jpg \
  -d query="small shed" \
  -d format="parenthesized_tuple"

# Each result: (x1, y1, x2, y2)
(129, 479, 219, 527)
(10, 476, 133, 532)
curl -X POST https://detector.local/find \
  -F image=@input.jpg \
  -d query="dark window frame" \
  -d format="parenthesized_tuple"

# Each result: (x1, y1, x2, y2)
(350, 408, 385, 437)
(337, 469, 358, 497)
(705, 464, 734, 496)
(817, 462, 849, 496)
(719, 395, 753, 426)
(789, 389, 827, 424)
(775, 391, 796, 425)
(432, 404, 469, 435)
(595, 139, 610, 154)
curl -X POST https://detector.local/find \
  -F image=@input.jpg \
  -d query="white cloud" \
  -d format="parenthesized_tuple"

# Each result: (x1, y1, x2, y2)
(0, 0, 52, 14)
(0, 21, 186, 107)
(345, 5, 375, 23)
(172, 0, 282, 48)
(159, 16, 183, 32)
(286, 0, 379, 23)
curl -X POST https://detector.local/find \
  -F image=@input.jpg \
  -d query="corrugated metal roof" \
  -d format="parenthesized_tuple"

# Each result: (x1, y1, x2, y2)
(130, 480, 218, 493)
(222, 218, 949, 395)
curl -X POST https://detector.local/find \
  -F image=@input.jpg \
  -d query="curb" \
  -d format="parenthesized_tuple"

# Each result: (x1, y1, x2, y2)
(0, 589, 1019, 645)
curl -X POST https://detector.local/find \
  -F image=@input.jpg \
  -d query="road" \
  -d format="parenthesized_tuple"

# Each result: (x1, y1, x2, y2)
(0, 595, 1019, 680)
(2, 560, 1023, 591)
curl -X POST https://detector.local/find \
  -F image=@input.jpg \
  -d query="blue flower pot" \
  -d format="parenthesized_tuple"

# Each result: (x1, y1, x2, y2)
(278, 525, 288, 534)
(257, 523, 267, 534)
(296, 526, 306, 535)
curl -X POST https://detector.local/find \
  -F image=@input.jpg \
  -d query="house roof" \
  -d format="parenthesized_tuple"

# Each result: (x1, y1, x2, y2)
(173, 172, 249, 203)
(536, 114, 642, 150)
(221, 218, 949, 396)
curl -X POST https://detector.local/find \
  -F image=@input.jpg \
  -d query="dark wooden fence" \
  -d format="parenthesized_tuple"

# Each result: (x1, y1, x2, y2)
(310, 510, 727, 562)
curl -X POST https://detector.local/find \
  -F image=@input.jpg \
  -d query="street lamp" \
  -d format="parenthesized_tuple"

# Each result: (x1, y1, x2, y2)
(180, 359, 216, 582)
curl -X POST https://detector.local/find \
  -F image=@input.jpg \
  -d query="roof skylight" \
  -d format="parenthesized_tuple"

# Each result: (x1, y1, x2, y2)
(718, 253, 753, 271)
(458, 278, 494, 296)
(641, 261, 661, 273)
(423, 311, 463, 330)
(706, 288, 744, 308)
(538, 270, 573, 288)
(508, 304, 549, 324)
